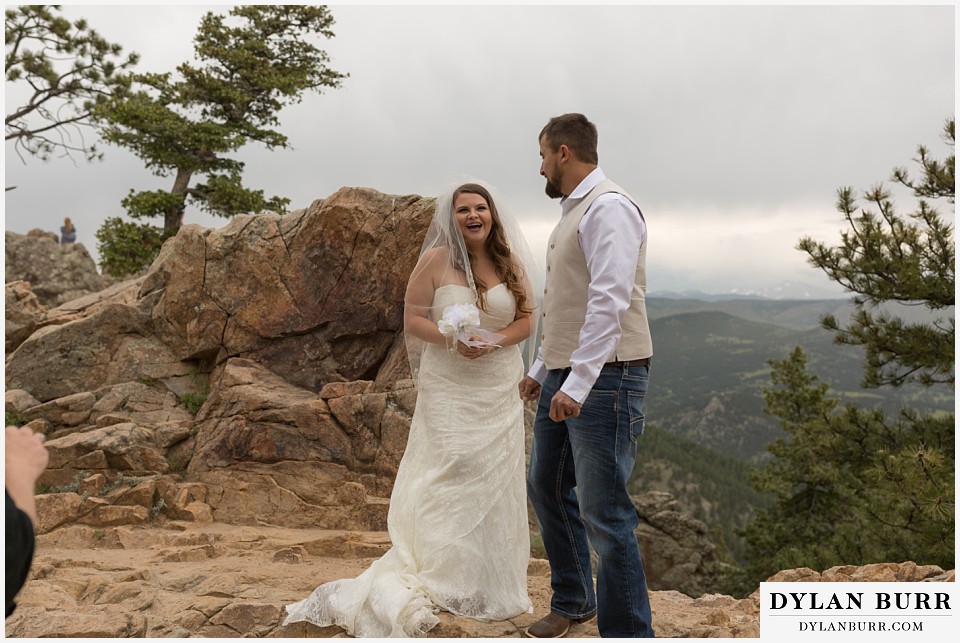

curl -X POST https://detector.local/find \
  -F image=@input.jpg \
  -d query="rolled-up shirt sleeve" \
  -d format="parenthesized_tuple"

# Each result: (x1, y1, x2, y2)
(527, 347, 548, 384)
(559, 193, 645, 403)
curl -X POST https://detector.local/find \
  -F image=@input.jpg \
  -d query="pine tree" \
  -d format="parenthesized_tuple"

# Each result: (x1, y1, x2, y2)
(5, 5, 138, 162)
(798, 119, 954, 388)
(734, 348, 848, 588)
(94, 5, 346, 276)
(732, 348, 953, 595)
(731, 121, 956, 596)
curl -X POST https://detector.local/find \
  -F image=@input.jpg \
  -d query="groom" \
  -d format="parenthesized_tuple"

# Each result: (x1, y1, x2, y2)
(519, 113, 655, 638)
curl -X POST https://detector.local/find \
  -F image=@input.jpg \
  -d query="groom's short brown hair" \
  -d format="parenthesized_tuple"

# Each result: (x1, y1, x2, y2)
(539, 113, 599, 165)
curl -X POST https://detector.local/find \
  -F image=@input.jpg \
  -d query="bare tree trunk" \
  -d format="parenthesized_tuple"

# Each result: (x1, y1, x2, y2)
(164, 168, 193, 234)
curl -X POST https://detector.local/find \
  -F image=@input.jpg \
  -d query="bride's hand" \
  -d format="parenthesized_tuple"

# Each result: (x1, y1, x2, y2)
(457, 337, 497, 359)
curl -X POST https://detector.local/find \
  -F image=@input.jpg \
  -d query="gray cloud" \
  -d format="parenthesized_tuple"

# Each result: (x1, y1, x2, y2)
(4, 4, 954, 296)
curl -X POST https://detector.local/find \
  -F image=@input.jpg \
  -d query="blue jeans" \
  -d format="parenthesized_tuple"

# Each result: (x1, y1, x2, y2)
(527, 363, 654, 638)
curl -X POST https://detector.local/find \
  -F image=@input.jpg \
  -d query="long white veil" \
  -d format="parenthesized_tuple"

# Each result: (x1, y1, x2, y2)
(404, 177, 541, 381)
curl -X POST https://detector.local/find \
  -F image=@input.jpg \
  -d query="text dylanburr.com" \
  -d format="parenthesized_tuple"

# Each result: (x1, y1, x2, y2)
(760, 582, 956, 640)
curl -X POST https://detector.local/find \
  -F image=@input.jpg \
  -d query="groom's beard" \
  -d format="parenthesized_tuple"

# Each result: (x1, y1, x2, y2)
(544, 178, 563, 200)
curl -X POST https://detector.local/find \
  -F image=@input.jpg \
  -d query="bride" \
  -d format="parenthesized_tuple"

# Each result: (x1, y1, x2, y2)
(283, 180, 539, 637)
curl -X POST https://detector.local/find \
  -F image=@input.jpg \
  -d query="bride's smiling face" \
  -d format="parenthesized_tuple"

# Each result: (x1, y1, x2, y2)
(454, 192, 492, 247)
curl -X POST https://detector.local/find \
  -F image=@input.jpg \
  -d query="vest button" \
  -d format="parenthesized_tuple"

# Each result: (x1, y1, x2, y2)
(543, 288, 547, 294)
(550, 244, 555, 249)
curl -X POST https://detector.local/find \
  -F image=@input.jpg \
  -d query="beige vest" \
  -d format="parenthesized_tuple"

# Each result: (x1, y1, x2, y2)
(540, 179, 653, 369)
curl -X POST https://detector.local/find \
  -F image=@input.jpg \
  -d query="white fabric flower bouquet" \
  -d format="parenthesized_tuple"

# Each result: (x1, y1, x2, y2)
(437, 303, 505, 349)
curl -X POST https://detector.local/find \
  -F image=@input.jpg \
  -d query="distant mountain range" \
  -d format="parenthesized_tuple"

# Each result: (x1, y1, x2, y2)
(649, 280, 847, 302)
(647, 296, 953, 331)
(647, 297, 852, 331)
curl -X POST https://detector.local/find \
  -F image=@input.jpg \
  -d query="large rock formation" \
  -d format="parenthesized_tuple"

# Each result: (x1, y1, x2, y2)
(6, 187, 433, 533)
(4, 229, 106, 306)
(7, 189, 431, 403)
(186, 359, 416, 529)
(635, 491, 729, 597)
(136, 189, 429, 389)
(4, 276, 151, 356)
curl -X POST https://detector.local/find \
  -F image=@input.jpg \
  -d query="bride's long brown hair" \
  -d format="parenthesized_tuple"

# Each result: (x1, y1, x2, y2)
(453, 183, 532, 316)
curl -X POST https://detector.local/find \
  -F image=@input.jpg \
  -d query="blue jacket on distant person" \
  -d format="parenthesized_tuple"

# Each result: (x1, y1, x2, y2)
(60, 217, 76, 244)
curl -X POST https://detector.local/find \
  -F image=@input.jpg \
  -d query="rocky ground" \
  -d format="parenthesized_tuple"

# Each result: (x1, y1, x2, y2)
(6, 519, 951, 638)
(6, 521, 765, 638)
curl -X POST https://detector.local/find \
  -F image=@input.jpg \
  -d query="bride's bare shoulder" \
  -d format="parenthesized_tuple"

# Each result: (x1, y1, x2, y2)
(418, 245, 452, 267)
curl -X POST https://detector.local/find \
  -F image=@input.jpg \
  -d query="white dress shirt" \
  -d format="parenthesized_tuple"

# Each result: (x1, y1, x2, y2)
(527, 168, 646, 403)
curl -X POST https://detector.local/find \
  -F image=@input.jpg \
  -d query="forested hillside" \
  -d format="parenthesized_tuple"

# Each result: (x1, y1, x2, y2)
(628, 424, 770, 564)
(627, 300, 953, 566)
(643, 306, 952, 462)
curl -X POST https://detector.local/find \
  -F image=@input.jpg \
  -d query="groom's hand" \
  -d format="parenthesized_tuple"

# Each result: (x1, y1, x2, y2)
(518, 376, 541, 402)
(549, 391, 582, 422)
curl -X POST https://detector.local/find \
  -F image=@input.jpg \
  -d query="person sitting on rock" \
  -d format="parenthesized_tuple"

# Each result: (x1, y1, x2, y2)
(60, 217, 76, 245)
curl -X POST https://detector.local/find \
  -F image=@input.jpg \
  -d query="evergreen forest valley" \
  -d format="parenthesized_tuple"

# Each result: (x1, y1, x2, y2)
(627, 297, 954, 579)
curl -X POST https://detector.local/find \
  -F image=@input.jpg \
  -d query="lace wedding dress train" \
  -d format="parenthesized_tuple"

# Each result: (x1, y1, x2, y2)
(284, 284, 532, 637)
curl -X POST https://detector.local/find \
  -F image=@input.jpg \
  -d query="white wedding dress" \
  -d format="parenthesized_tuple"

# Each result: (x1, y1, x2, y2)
(284, 284, 532, 637)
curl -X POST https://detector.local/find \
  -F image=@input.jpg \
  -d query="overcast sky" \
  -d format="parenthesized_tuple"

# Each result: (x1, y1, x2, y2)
(4, 3, 955, 297)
